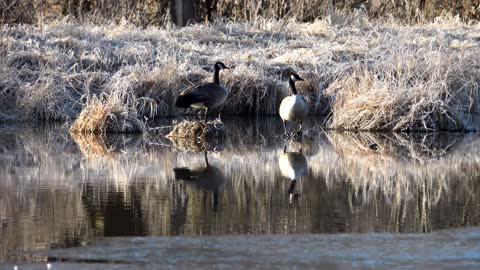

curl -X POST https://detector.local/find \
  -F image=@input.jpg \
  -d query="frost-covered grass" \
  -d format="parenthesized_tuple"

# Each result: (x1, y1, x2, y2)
(69, 91, 147, 133)
(1, 15, 479, 131)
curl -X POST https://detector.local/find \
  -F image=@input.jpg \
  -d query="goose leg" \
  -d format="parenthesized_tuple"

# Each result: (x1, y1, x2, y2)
(288, 180, 297, 203)
(283, 120, 288, 135)
(204, 150, 209, 167)
(298, 121, 303, 132)
(213, 192, 219, 212)
(204, 108, 209, 123)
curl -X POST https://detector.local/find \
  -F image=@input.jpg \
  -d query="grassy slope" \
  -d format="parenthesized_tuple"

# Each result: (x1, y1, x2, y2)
(1, 14, 479, 131)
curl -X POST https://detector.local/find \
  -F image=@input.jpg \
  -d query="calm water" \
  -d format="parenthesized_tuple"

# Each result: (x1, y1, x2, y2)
(0, 117, 479, 263)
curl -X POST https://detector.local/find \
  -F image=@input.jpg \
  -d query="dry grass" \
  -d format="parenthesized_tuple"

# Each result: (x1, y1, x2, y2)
(3, 1, 480, 25)
(166, 118, 227, 153)
(325, 31, 480, 131)
(1, 14, 479, 131)
(167, 119, 226, 139)
(69, 91, 148, 134)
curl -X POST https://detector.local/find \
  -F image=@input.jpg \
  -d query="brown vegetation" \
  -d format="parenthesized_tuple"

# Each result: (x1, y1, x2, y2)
(167, 119, 226, 139)
(0, 9, 479, 131)
(69, 93, 147, 134)
(2, 0, 480, 25)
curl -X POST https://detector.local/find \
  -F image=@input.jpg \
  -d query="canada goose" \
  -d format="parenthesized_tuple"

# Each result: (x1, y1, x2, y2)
(174, 62, 230, 123)
(279, 73, 308, 135)
(173, 151, 227, 210)
(278, 143, 308, 201)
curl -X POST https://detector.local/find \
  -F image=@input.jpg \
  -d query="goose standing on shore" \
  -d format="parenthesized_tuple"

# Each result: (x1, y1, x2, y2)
(174, 62, 230, 123)
(279, 73, 308, 135)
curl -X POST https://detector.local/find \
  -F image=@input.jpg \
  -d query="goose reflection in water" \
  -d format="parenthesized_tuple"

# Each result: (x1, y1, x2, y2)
(278, 142, 308, 203)
(173, 151, 227, 211)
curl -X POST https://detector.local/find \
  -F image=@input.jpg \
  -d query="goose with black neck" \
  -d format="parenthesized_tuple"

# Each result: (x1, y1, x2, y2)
(175, 62, 230, 123)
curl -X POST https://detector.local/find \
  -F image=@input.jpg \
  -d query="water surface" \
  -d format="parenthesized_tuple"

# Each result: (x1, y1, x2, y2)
(0, 118, 479, 263)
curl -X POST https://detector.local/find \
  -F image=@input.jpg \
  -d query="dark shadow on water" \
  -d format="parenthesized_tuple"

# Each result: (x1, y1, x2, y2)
(0, 117, 479, 262)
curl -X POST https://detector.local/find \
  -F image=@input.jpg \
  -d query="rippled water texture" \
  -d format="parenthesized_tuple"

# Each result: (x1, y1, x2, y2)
(0, 118, 479, 264)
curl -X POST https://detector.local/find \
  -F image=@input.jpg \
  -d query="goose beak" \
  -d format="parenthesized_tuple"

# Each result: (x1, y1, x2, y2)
(224, 66, 230, 69)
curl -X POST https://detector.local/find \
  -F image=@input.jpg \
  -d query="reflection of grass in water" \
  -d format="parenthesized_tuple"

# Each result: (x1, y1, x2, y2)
(322, 131, 480, 191)
(0, 129, 92, 261)
(73, 125, 480, 234)
(1, 125, 479, 260)
(316, 131, 480, 231)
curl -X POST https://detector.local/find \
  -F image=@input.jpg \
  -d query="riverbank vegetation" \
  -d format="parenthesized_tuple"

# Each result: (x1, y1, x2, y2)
(3, 0, 480, 25)
(1, 3, 479, 131)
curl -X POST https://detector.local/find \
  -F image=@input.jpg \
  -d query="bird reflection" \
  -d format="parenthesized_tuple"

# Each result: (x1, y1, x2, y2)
(278, 142, 308, 203)
(173, 151, 227, 211)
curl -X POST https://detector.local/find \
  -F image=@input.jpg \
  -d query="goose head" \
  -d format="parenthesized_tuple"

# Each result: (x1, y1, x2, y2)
(288, 73, 304, 95)
(214, 61, 230, 70)
(290, 73, 304, 82)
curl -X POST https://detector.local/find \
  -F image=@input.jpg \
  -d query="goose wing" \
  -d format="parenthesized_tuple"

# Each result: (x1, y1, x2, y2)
(175, 83, 215, 108)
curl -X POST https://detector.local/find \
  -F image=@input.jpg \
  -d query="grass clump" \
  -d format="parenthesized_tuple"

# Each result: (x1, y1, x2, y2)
(167, 119, 226, 139)
(166, 119, 227, 152)
(69, 92, 147, 134)
(326, 41, 480, 131)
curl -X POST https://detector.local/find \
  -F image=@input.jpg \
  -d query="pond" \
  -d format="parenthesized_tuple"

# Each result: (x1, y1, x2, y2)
(0, 117, 479, 268)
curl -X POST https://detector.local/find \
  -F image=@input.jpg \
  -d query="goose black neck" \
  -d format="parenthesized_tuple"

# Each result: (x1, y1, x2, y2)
(288, 78, 298, 95)
(213, 66, 220, 84)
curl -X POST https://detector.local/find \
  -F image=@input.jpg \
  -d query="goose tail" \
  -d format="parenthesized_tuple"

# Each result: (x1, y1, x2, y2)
(174, 95, 192, 108)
